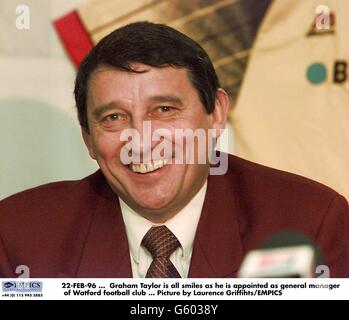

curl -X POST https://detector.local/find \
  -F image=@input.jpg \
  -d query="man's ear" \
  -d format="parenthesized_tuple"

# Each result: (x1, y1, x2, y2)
(81, 127, 97, 160)
(211, 88, 230, 138)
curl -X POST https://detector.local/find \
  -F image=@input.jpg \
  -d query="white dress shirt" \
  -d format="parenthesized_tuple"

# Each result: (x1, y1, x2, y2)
(119, 181, 207, 278)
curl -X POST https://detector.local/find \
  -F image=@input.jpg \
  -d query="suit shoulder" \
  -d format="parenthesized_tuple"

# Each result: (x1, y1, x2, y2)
(1, 180, 79, 208)
(0, 171, 101, 221)
(227, 154, 341, 201)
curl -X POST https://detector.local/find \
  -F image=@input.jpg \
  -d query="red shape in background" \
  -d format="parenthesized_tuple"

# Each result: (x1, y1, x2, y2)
(54, 11, 93, 67)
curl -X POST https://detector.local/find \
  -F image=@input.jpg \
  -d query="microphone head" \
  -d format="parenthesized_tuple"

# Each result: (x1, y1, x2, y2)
(260, 230, 323, 264)
(238, 230, 322, 278)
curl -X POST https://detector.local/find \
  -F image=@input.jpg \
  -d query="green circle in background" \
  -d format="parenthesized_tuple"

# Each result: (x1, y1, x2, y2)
(306, 63, 327, 84)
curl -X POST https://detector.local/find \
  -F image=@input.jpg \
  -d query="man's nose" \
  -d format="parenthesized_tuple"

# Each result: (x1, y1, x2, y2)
(131, 119, 153, 162)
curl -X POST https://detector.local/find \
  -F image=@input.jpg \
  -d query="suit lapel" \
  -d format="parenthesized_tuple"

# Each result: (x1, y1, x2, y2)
(76, 172, 132, 277)
(188, 172, 244, 278)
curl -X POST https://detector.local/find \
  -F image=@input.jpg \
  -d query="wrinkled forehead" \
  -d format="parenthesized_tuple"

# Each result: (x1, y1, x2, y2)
(86, 63, 199, 107)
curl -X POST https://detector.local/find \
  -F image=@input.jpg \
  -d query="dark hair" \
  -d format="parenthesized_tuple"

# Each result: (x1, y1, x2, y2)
(74, 21, 220, 131)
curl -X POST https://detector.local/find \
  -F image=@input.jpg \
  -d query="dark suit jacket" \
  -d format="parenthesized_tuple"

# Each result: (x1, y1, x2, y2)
(1, 154, 348, 278)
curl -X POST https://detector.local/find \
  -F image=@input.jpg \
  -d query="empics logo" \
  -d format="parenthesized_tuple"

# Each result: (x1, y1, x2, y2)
(2, 281, 43, 292)
(3, 282, 15, 289)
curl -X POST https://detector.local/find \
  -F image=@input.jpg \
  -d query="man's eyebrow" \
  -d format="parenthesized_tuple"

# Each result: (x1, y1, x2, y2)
(91, 95, 183, 118)
(92, 102, 118, 118)
(149, 95, 183, 105)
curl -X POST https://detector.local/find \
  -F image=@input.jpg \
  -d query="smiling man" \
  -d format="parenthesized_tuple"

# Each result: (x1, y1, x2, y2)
(0, 22, 349, 278)
(82, 62, 227, 223)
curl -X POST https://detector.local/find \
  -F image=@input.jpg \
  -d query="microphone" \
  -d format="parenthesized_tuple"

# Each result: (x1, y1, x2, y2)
(238, 231, 323, 278)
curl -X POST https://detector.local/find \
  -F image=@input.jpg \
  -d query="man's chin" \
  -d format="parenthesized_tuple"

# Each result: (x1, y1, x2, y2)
(134, 197, 174, 212)
(126, 194, 179, 220)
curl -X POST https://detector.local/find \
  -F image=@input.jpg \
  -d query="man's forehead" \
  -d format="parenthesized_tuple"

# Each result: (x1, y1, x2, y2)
(87, 63, 193, 96)
(86, 63, 200, 110)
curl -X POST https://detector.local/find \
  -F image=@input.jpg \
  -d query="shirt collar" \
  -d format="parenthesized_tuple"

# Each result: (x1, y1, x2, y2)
(119, 181, 207, 264)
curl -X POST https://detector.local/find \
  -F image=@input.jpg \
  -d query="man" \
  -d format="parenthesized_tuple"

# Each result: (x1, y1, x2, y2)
(0, 22, 348, 278)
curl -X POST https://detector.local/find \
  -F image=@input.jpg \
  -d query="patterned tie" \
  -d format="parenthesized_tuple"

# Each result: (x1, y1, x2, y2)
(142, 226, 181, 278)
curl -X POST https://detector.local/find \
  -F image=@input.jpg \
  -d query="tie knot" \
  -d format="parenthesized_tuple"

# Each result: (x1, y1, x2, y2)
(142, 226, 180, 258)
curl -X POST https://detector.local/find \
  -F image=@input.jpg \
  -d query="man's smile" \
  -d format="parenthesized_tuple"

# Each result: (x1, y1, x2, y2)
(129, 159, 170, 174)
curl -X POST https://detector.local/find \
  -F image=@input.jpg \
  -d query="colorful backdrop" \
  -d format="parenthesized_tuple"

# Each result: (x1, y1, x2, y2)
(1, 0, 348, 200)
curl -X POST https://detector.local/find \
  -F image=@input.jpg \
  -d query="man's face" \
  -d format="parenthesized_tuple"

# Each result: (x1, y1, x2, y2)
(83, 63, 227, 222)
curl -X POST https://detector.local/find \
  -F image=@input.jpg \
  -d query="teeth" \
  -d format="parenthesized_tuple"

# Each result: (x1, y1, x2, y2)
(130, 159, 169, 174)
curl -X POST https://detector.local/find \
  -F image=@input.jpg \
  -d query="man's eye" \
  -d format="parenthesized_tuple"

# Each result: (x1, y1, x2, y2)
(104, 113, 122, 121)
(158, 106, 173, 112)
(100, 113, 128, 130)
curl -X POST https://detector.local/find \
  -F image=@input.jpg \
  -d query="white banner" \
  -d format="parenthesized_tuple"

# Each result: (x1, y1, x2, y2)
(1, 278, 348, 300)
